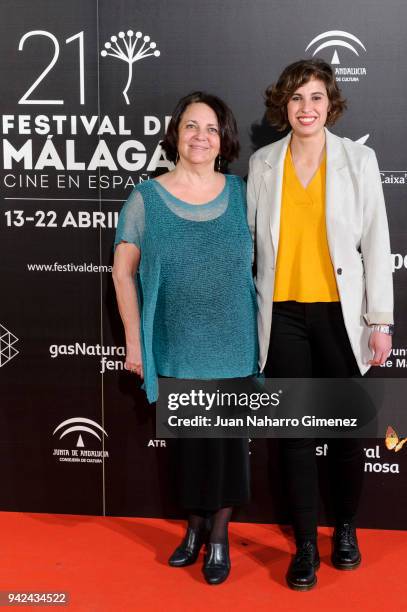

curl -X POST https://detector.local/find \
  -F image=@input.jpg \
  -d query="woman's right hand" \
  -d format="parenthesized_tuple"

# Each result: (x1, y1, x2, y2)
(125, 344, 144, 379)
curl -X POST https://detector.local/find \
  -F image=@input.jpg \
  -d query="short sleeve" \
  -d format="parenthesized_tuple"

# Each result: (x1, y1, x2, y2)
(114, 188, 145, 250)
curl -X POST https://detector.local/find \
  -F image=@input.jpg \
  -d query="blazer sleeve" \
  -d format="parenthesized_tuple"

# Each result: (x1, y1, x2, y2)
(361, 148, 394, 325)
(246, 155, 258, 274)
(246, 155, 257, 263)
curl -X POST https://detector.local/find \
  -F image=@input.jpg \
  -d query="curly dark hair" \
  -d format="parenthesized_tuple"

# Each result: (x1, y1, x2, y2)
(265, 58, 347, 131)
(161, 91, 240, 164)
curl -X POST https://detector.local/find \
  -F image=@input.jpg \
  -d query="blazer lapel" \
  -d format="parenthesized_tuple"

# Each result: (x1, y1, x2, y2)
(325, 128, 348, 267)
(262, 133, 291, 258)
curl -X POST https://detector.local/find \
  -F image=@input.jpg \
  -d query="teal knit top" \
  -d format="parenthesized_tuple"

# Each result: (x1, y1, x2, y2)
(115, 174, 258, 403)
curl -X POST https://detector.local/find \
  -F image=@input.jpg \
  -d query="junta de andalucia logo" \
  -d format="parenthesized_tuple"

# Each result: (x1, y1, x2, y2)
(305, 30, 367, 83)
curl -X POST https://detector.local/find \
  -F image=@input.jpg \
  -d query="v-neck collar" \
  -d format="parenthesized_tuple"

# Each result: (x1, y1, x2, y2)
(287, 145, 326, 192)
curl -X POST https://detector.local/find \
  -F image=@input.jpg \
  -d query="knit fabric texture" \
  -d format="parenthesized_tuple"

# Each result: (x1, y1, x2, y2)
(115, 175, 258, 402)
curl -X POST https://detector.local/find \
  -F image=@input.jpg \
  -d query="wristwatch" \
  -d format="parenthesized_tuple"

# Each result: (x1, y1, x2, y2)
(370, 324, 394, 335)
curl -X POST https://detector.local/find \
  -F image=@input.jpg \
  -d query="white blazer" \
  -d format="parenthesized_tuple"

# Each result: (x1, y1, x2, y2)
(247, 128, 394, 375)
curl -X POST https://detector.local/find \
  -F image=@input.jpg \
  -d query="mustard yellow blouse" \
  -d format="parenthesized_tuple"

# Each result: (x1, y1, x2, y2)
(273, 147, 339, 302)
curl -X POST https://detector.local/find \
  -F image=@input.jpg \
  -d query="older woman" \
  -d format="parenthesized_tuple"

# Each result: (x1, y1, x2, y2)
(113, 92, 258, 585)
(247, 59, 393, 590)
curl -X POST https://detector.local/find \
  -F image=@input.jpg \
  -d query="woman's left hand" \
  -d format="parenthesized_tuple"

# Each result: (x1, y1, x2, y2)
(368, 331, 392, 366)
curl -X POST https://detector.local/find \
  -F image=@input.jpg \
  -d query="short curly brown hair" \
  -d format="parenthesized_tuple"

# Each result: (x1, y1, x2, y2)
(161, 91, 240, 164)
(265, 58, 347, 131)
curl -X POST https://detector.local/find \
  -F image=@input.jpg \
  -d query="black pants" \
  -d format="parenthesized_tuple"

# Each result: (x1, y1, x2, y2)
(265, 301, 364, 544)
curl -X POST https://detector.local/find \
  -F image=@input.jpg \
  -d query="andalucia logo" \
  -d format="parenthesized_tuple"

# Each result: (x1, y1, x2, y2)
(52, 417, 109, 464)
(305, 30, 367, 83)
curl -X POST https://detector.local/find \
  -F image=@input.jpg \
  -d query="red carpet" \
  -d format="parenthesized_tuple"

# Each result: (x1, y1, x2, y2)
(2, 512, 405, 611)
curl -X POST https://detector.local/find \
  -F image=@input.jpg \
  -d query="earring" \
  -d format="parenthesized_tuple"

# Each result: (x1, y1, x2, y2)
(175, 152, 179, 164)
(217, 155, 222, 172)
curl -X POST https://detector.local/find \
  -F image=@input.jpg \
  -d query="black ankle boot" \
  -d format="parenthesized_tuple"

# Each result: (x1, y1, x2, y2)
(286, 541, 320, 591)
(168, 526, 208, 567)
(332, 522, 361, 570)
(203, 540, 230, 585)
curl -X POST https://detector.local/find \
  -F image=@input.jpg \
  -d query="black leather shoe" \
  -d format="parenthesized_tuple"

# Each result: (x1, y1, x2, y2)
(286, 541, 320, 591)
(332, 522, 361, 570)
(168, 527, 208, 567)
(203, 542, 231, 585)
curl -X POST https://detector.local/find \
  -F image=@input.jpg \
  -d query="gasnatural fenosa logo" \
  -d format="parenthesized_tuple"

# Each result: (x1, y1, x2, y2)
(101, 29, 160, 105)
(305, 30, 367, 83)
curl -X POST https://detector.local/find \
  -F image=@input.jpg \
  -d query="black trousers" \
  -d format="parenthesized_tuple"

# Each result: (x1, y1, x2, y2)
(265, 301, 364, 544)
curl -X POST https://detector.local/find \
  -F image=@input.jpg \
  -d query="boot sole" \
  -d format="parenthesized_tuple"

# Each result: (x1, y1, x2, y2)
(331, 556, 361, 570)
(286, 576, 317, 591)
(286, 561, 320, 591)
(203, 569, 231, 585)
(168, 556, 200, 567)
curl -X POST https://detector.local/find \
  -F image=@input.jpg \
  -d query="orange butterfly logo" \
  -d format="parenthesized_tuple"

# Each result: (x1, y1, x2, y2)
(385, 426, 407, 452)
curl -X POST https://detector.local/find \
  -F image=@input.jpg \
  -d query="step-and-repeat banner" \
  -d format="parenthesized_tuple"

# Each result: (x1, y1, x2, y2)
(1, 0, 406, 528)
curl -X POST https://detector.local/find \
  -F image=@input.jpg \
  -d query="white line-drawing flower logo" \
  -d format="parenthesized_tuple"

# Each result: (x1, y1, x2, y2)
(305, 30, 366, 65)
(101, 29, 160, 105)
(53, 417, 108, 448)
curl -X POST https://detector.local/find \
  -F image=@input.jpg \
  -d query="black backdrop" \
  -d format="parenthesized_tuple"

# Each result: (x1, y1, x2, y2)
(0, 0, 406, 528)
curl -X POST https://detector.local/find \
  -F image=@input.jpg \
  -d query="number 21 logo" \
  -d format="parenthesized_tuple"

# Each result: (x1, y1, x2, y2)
(18, 30, 85, 105)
